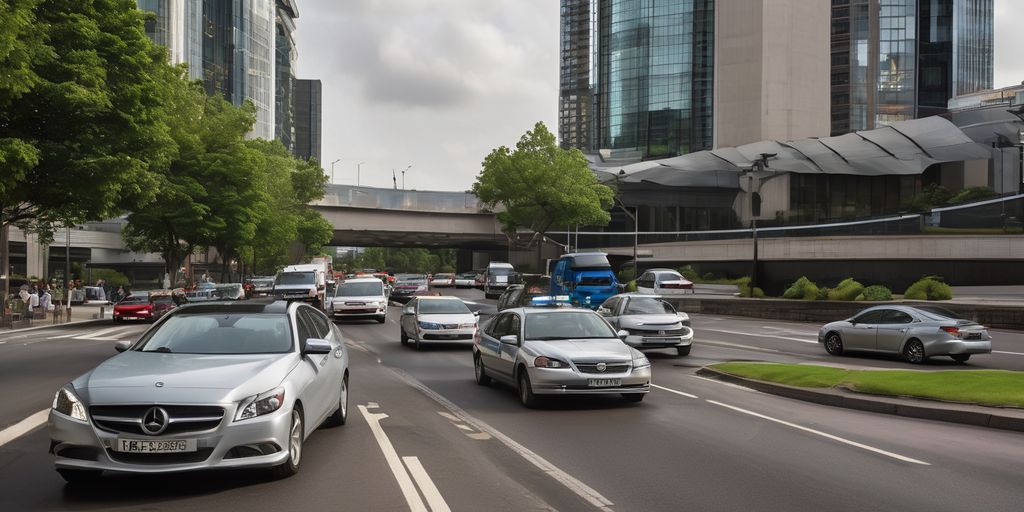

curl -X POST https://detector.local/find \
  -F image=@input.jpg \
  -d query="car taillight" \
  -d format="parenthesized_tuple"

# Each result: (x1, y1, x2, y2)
(941, 326, 962, 338)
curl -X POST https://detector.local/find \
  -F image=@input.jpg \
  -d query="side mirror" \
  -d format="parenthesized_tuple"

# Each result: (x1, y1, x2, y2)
(303, 338, 332, 355)
(617, 329, 629, 341)
(473, 310, 480, 317)
(499, 334, 519, 345)
(115, 340, 131, 353)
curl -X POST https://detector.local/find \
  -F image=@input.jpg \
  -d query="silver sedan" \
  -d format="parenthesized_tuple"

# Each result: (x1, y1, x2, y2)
(818, 305, 992, 364)
(48, 301, 349, 483)
(597, 294, 694, 356)
(472, 307, 651, 407)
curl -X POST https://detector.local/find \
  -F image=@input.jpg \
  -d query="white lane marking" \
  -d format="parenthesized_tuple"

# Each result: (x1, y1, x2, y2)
(466, 432, 492, 441)
(993, 350, 1024, 356)
(651, 384, 698, 399)
(454, 423, 474, 432)
(358, 405, 428, 512)
(46, 332, 86, 339)
(77, 327, 133, 340)
(701, 327, 818, 344)
(0, 409, 49, 447)
(705, 400, 930, 466)
(698, 339, 785, 354)
(437, 411, 461, 423)
(74, 326, 126, 339)
(394, 369, 614, 511)
(402, 456, 452, 512)
(687, 375, 759, 393)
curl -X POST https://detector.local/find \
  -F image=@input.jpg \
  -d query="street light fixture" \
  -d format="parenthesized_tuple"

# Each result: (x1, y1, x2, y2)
(744, 153, 776, 291)
(402, 165, 412, 190)
(330, 158, 341, 184)
(615, 170, 639, 278)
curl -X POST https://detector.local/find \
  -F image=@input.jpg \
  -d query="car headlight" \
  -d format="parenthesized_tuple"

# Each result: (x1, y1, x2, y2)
(418, 321, 442, 330)
(630, 350, 651, 369)
(235, 387, 285, 421)
(534, 356, 570, 369)
(52, 386, 87, 422)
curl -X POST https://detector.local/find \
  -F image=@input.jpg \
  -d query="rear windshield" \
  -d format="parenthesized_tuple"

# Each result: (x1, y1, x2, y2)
(136, 314, 292, 354)
(396, 276, 427, 285)
(276, 272, 315, 285)
(250, 279, 274, 287)
(152, 296, 174, 305)
(525, 311, 616, 340)
(624, 298, 676, 315)
(570, 254, 610, 268)
(577, 275, 612, 286)
(119, 294, 148, 305)
(418, 300, 471, 314)
(337, 282, 383, 297)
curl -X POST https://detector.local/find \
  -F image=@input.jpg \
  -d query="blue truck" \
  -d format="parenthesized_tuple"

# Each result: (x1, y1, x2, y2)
(549, 252, 619, 310)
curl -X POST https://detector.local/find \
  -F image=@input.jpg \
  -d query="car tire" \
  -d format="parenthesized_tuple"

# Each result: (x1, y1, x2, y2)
(824, 332, 844, 356)
(474, 355, 491, 385)
(518, 370, 538, 408)
(400, 329, 408, 345)
(324, 375, 349, 427)
(676, 345, 692, 356)
(622, 393, 645, 403)
(113, 317, 121, 324)
(950, 354, 971, 363)
(57, 468, 103, 484)
(903, 339, 927, 364)
(414, 337, 422, 351)
(376, 315, 386, 324)
(271, 408, 303, 479)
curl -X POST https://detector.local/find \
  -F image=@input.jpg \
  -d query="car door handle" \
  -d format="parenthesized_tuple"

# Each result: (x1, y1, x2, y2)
(899, 329, 907, 333)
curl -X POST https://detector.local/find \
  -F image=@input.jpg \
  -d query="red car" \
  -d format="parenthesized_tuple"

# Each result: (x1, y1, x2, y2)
(112, 292, 152, 323)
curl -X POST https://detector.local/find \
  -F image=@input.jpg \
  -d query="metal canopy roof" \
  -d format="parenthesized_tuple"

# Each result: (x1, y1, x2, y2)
(596, 116, 993, 188)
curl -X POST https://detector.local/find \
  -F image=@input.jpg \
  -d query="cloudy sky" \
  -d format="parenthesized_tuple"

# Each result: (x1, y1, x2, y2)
(295, 0, 1023, 192)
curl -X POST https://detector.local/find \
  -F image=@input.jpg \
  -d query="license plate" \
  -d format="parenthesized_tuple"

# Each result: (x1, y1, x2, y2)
(116, 438, 197, 453)
(966, 332, 982, 339)
(495, 276, 508, 283)
(588, 378, 621, 387)
(345, 302, 365, 306)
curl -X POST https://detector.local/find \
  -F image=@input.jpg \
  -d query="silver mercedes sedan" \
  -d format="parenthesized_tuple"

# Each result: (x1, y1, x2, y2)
(472, 307, 651, 407)
(597, 294, 694, 356)
(48, 301, 349, 483)
(818, 305, 992, 364)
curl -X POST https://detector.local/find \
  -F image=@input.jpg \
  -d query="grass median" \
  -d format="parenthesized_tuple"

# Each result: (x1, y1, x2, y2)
(711, 362, 1024, 409)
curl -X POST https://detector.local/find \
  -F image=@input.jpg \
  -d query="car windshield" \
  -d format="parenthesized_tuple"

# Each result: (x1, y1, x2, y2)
(119, 294, 148, 305)
(488, 267, 514, 276)
(578, 275, 612, 286)
(397, 276, 426, 285)
(215, 284, 244, 299)
(336, 282, 383, 296)
(625, 298, 676, 315)
(276, 272, 315, 285)
(419, 300, 471, 314)
(251, 279, 274, 287)
(570, 254, 611, 268)
(524, 311, 617, 340)
(136, 314, 292, 354)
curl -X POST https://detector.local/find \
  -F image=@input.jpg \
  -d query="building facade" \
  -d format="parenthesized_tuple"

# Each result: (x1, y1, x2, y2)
(830, 0, 993, 135)
(558, 0, 593, 151)
(275, 0, 299, 152)
(294, 79, 323, 163)
(136, 0, 203, 80)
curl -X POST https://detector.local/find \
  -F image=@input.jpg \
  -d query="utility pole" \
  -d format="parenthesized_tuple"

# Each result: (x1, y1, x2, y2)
(330, 158, 341, 184)
(402, 165, 412, 190)
(746, 153, 775, 292)
(615, 170, 639, 277)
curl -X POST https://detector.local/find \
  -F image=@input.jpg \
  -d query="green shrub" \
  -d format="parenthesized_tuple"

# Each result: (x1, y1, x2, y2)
(817, 287, 831, 301)
(618, 267, 636, 283)
(88, 268, 131, 287)
(735, 277, 765, 298)
(947, 186, 997, 205)
(782, 276, 819, 300)
(827, 278, 864, 301)
(858, 285, 893, 301)
(678, 265, 699, 282)
(625, 280, 638, 292)
(904, 276, 953, 301)
(702, 272, 716, 281)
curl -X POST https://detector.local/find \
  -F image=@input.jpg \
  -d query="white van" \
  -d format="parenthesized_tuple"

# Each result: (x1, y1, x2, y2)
(274, 264, 327, 309)
(482, 262, 517, 299)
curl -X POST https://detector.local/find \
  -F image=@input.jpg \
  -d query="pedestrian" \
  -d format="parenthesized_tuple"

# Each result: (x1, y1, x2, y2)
(115, 286, 125, 303)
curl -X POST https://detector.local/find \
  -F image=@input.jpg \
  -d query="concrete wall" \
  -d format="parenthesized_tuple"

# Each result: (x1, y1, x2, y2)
(714, 0, 830, 148)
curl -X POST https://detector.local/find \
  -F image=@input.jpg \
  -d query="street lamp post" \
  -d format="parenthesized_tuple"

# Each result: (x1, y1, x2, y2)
(745, 153, 775, 292)
(357, 162, 365, 186)
(402, 165, 412, 190)
(615, 170, 639, 278)
(330, 158, 341, 184)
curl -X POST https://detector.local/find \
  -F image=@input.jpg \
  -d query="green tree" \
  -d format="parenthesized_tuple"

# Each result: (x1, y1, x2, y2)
(2, 0, 175, 295)
(473, 122, 613, 266)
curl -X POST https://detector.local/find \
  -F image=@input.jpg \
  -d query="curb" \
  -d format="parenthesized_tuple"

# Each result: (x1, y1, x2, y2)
(0, 317, 109, 335)
(695, 367, 1024, 433)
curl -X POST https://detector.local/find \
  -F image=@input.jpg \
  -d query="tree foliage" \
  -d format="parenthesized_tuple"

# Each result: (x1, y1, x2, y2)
(344, 248, 456, 274)
(472, 122, 613, 246)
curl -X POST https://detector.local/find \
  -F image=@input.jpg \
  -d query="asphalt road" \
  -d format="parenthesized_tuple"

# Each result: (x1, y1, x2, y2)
(1, 294, 1023, 511)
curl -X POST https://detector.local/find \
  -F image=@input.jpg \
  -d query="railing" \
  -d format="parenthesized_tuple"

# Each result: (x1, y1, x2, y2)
(928, 193, 1024, 230)
(316, 184, 485, 214)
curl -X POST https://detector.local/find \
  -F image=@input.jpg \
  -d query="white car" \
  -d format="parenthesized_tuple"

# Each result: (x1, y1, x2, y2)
(429, 273, 455, 288)
(327, 278, 388, 323)
(636, 269, 694, 295)
(454, 273, 477, 288)
(399, 296, 478, 350)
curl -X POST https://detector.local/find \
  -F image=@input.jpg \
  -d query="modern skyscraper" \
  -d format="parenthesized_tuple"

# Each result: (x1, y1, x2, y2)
(294, 79, 322, 163)
(830, 0, 993, 135)
(136, 0, 203, 80)
(558, 0, 592, 151)
(275, 0, 299, 152)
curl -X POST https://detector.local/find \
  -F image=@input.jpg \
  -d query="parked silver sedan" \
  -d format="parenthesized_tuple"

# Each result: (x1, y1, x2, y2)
(818, 305, 992, 364)
(48, 301, 349, 483)
(472, 307, 651, 407)
(597, 294, 694, 356)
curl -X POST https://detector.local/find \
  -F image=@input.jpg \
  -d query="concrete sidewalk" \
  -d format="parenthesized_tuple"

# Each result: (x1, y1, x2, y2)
(0, 304, 112, 333)
(697, 366, 1024, 433)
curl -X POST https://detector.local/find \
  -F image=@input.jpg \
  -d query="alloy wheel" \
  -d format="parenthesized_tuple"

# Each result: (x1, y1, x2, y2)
(289, 411, 303, 466)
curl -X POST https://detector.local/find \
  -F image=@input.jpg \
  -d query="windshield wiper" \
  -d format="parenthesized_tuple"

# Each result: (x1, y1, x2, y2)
(152, 347, 173, 353)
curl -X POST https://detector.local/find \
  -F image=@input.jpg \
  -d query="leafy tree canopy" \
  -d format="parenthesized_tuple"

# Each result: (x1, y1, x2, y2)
(472, 122, 613, 245)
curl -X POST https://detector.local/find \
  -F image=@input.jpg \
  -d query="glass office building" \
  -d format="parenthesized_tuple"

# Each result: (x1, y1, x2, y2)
(294, 79, 322, 163)
(136, 0, 203, 80)
(275, 0, 299, 152)
(830, 0, 993, 135)
(558, 0, 593, 151)
(593, 0, 715, 159)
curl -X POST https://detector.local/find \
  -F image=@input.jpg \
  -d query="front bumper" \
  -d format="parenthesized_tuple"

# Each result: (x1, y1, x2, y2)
(417, 327, 476, 343)
(114, 311, 152, 320)
(623, 328, 693, 349)
(330, 302, 386, 317)
(527, 366, 651, 395)
(48, 405, 292, 474)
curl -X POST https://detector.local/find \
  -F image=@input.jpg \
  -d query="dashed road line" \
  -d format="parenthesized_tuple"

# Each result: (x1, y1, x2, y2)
(651, 384, 698, 399)
(436, 411, 492, 440)
(0, 409, 48, 447)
